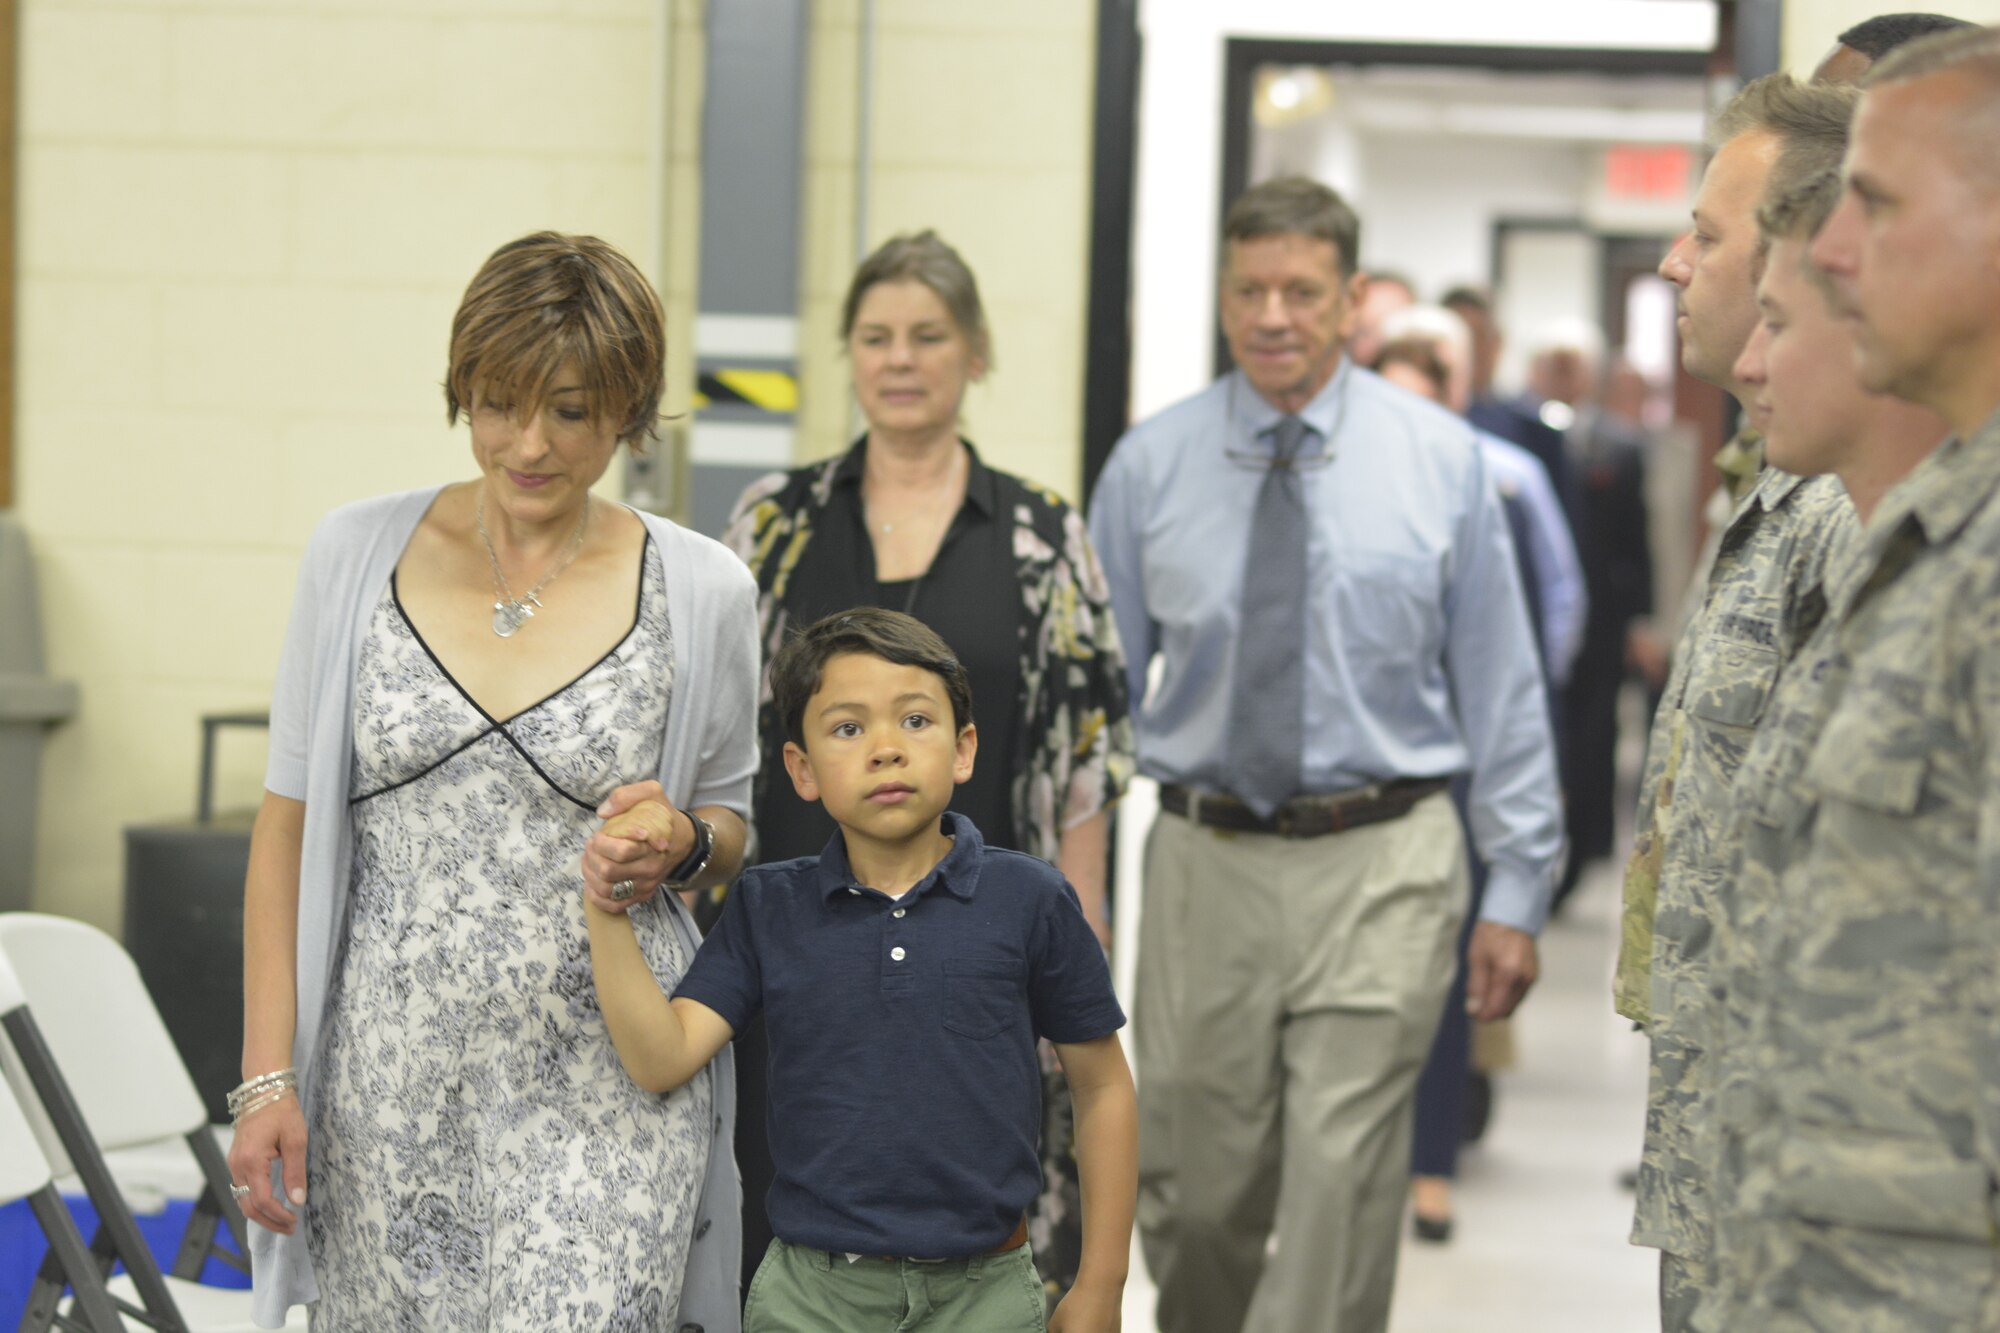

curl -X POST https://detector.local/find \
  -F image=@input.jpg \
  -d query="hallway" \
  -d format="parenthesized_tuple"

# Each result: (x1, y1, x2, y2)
(1116, 845, 1659, 1331)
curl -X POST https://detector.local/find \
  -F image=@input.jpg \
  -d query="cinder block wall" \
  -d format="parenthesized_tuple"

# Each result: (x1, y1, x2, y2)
(16, 0, 669, 927)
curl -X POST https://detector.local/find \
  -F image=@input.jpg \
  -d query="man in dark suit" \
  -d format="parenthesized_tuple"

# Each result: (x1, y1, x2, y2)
(1444, 285, 1578, 519)
(1531, 334, 1653, 909)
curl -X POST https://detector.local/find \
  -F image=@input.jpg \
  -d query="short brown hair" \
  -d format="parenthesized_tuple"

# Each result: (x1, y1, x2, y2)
(445, 231, 666, 447)
(841, 230, 992, 368)
(1757, 169, 1845, 301)
(1712, 74, 1861, 264)
(1757, 168, 1845, 245)
(770, 607, 973, 748)
(1223, 176, 1362, 276)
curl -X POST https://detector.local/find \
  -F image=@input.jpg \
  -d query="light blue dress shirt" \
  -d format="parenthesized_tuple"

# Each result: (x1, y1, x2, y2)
(1088, 363, 1563, 933)
(1479, 429, 1588, 689)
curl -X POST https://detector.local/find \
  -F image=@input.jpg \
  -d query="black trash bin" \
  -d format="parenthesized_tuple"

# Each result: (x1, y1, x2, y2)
(124, 713, 268, 1125)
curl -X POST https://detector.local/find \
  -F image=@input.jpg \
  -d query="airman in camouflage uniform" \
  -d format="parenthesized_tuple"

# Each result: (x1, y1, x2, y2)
(1615, 459, 1852, 1319)
(1696, 26, 2000, 1328)
(1703, 413, 2000, 1331)
(1613, 72, 1864, 1328)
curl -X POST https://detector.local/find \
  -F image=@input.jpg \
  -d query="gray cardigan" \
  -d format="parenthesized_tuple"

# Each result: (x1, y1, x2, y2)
(249, 486, 755, 1332)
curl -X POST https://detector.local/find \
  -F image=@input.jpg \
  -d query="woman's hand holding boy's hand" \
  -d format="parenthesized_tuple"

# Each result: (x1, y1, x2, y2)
(583, 781, 683, 914)
(1048, 1281, 1122, 1333)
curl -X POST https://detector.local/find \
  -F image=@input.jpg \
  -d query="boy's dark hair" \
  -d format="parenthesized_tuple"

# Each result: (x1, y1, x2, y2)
(771, 607, 973, 747)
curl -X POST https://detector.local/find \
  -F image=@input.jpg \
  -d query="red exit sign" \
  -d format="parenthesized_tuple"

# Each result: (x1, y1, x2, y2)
(1604, 144, 1694, 200)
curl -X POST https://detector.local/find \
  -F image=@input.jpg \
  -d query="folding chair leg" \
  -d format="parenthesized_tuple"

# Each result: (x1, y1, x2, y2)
(179, 1125, 251, 1277)
(23, 1186, 128, 1333)
(2, 1009, 189, 1330)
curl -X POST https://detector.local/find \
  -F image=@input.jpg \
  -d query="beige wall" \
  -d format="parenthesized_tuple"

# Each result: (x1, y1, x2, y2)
(798, 0, 1099, 502)
(1782, 0, 2000, 72)
(13, 0, 1102, 929)
(17, 0, 672, 927)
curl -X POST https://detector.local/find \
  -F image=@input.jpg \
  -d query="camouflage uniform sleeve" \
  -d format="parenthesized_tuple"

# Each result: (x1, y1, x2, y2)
(1977, 578, 2000, 1183)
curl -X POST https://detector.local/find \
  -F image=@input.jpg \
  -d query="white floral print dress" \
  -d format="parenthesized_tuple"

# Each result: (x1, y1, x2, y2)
(307, 540, 712, 1331)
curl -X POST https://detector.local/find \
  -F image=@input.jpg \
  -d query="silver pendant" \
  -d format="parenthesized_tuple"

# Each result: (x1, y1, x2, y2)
(492, 600, 532, 637)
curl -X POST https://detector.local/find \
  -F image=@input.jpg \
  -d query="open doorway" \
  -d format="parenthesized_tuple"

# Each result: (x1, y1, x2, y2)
(1222, 40, 1723, 615)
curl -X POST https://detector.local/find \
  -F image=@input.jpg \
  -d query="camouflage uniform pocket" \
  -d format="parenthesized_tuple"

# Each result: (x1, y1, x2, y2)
(1685, 639, 1779, 729)
(1805, 749, 1927, 815)
(1773, 1126, 1997, 1243)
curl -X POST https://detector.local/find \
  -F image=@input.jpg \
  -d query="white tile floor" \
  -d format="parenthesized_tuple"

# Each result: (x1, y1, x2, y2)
(1113, 856, 1658, 1332)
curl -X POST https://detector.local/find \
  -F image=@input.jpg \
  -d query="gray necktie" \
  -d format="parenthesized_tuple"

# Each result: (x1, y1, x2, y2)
(1225, 414, 1311, 817)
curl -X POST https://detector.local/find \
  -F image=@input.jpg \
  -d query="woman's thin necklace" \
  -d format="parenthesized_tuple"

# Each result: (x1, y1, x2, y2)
(866, 439, 965, 535)
(477, 491, 591, 638)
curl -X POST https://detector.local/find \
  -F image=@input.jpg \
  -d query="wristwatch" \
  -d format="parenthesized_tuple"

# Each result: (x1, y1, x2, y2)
(664, 812, 715, 889)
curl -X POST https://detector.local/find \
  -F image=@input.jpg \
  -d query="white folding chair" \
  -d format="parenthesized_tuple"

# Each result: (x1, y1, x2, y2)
(0, 1074, 127, 1332)
(0, 912, 304, 1332)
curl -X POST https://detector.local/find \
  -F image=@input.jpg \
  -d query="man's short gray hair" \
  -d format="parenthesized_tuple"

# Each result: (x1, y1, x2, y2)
(1223, 176, 1362, 277)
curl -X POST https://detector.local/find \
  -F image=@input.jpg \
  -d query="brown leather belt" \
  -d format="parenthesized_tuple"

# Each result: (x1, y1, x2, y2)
(864, 1216, 1029, 1264)
(1160, 778, 1450, 839)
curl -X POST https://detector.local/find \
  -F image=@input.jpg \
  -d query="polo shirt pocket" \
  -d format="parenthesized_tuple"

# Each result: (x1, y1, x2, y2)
(942, 958, 1025, 1040)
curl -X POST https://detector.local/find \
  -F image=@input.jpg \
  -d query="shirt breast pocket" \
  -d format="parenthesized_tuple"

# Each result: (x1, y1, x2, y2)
(1802, 685, 1930, 819)
(1337, 547, 1444, 659)
(1685, 638, 1779, 730)
(941, 958, 1026, 1040)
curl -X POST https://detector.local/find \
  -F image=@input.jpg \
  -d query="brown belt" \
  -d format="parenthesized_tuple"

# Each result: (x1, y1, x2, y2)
(1160, 778, 1450, 839)
(863, 1216, 1029, 1264)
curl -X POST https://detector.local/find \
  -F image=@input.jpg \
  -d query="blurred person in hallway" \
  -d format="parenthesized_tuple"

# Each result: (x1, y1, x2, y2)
(1090, 176, 1561, 1333)
(1444, 284, 1576, 515)
(1812, 10, 1973, 81)
(1376, 306, 1586, 698)
(1528, 325, 1653, 915)
(227, 232, 756, 1332)
(1700, 140, 1952, 1332)
(1346, 268, 1417, 372)
(1612, 74, 1861, 1331)
(1371, 311, 1582, 1246)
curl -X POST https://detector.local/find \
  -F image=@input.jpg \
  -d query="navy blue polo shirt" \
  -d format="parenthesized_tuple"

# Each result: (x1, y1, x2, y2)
(674, 812, 1124, 1258)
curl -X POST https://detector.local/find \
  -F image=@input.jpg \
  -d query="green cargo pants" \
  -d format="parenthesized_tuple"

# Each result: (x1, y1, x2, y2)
(744, 1238, 1047, 1332)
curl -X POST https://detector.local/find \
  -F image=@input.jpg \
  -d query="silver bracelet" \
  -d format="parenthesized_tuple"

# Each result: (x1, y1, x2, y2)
(231, 1086, 294, 1123)
(228, 1067, 298, 1122)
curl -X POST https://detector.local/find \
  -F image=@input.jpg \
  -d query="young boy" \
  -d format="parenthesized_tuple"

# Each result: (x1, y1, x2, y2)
(586, 607, 1136, 1332)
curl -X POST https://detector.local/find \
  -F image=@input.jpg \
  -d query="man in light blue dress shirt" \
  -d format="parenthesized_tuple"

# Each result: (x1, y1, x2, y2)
(1088, 176, 1562, 1333)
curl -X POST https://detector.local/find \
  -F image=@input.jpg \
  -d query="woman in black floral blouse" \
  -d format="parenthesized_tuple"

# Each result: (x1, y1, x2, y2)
(721, 230, 1134, 1307)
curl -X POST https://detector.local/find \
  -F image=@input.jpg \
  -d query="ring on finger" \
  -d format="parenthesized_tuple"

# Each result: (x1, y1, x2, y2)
(610, 879, 637, 902)
(229, 1183, 251, 1200)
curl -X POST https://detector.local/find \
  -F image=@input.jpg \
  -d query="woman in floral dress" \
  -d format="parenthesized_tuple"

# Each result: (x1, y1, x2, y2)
(229, 233, 758, 1331)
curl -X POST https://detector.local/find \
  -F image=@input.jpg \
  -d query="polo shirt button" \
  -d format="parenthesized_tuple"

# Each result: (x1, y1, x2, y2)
(891, 946, 906, 961)
(848, 888, 860, 896)
(892, 908, 906, 918)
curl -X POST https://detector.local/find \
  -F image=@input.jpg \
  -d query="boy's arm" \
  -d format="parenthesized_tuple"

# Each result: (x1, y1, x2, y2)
(1048, 1033, 1137, 1333)
(585, 901, 736, 1092)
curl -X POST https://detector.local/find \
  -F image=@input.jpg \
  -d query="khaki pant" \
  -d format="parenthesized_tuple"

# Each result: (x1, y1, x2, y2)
(744, 1238, 1046, 1332)
(1136, 794, 1468, 1333)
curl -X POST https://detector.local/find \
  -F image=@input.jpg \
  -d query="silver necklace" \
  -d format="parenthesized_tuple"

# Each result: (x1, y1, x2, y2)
(865, 446, 966, 535)
(476, 492, 590, 637)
